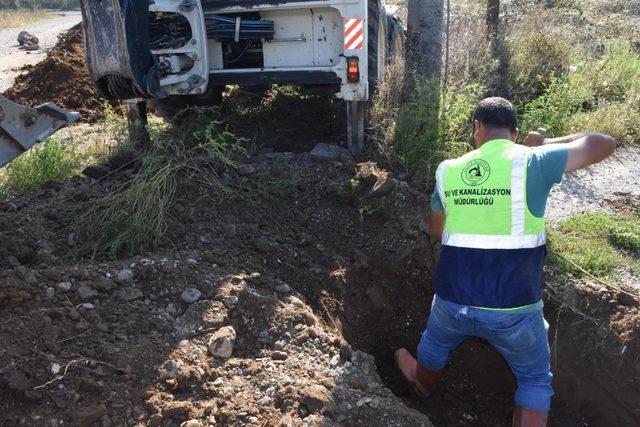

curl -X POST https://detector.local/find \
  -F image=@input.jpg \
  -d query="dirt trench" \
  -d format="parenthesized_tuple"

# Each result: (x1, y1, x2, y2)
(335, 247, 640, 426)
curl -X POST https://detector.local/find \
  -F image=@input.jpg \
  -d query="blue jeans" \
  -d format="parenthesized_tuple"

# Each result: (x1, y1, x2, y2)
(417, 296, 553, 411)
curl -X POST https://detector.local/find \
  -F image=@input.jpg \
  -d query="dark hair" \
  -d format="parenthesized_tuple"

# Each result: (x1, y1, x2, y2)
(472, 97, 518, 132)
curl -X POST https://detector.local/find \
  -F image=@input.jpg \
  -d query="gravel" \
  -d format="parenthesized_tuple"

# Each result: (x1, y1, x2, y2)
(546, 147, 640, 222)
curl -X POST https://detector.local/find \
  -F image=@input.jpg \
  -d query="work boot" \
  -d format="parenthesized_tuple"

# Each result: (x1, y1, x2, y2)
(512, 406, 549, 427)
(394, 348, 441, 399)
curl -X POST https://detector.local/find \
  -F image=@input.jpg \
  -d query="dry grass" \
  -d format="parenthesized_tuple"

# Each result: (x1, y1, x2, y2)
(0, 9, 51, 31)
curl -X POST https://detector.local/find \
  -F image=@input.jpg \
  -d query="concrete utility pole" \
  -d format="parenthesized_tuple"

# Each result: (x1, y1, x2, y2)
(407, 0, 445, 79)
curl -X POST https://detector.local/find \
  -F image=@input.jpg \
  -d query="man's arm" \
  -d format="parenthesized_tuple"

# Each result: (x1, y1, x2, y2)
(524, 131, 616, 172)
(429, 211, 445, 242)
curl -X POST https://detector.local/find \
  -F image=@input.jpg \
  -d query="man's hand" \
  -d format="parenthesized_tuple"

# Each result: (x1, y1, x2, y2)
(429, 211, 446, 242)
(564, 132, 616, 172)
(523, 128, 547, 147)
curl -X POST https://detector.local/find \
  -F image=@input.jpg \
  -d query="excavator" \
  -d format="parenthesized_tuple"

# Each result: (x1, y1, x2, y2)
(0, 0, 403, 168)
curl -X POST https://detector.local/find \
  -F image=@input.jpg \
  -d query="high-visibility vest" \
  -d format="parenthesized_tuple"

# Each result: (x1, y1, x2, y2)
(433, 139, 547, 308)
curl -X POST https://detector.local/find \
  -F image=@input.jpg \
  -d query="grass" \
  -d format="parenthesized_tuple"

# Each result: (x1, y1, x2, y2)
(548, 212, 640, 279)
(0, 8, 50, 30)
(73, 107, 246, 258)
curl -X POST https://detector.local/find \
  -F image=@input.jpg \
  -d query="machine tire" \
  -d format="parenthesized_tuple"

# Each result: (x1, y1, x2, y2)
(151, 85, 225, 124)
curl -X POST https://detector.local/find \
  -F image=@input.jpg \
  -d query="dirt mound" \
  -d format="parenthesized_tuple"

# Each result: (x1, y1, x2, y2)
(3, 24, 103, 121)
(0, 155, 638, 426)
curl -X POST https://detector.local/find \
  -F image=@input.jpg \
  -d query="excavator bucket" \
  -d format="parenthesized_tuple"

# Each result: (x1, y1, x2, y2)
(0, 95, 80, 168)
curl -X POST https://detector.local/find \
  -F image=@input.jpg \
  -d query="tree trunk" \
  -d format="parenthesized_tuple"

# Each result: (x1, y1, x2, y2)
(486, 0, 500, 43)
(406, 0, 445, 79)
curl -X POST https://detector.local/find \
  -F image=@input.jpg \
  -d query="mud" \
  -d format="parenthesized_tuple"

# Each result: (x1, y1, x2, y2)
(3, 24, 103, 121)
(0, 151, 638, 426)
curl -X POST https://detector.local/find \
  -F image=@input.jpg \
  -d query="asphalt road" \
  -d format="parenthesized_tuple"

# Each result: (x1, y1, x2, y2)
(0, 10, 82, 92)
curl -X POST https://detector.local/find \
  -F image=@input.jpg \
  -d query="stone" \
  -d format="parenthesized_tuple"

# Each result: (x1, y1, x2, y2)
(255, 236, 272, 253)
(238, 164, 256, 176)
(223, 223, 237, 238)
(271, 351, 288, 361)
(41, 269, 62, 281)
(310, 143, 350, 161)
(82, 165, 110, 180)
(148, 414, 163, 427)
(77, 285, 98, 302)
(116, 269, 134, 284)
(71, 404, 107, 427)
(56, 282, 72, 292)
(116, 287, 143, 302)
(181, 421, 203, 427)
(166, 303, 181, 318)
(81, 303, 95, 310)
(222, 295, 239, 309)
(175, 300, 228, 336)
(0, 202, 18, 213)
(93, 279, 115, 292)
(45, 287, 56, 299)
(208, 326, 236, 359)
(370, 176, 397, 197)
(158, 360, 181, 380)
(181, 288, 202, 304)
(275, 283, 291, 294)
(299, 384, 331, 413)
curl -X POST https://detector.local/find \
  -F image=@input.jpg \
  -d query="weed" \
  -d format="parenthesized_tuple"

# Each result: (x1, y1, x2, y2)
(0, 136, 81, 197)
(0, 8, 49, 30)
(74, 107, 246, 258)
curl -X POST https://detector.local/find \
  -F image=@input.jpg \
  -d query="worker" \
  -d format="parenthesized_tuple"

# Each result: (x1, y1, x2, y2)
(395, 97, 616, 426)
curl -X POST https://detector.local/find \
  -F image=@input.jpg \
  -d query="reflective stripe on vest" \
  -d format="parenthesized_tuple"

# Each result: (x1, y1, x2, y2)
(436, 140, 546, 250)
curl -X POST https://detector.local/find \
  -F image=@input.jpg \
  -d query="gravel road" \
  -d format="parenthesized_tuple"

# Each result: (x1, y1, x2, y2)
(546, 146, 639, 222)
(0, 10, 82, 92)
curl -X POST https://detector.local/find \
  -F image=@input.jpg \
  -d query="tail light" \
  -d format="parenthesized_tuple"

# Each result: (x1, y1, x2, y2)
(347, 56, 360, 82)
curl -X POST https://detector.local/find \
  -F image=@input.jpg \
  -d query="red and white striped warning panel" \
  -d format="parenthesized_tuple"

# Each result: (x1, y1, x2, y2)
(343, 18, 364, 50)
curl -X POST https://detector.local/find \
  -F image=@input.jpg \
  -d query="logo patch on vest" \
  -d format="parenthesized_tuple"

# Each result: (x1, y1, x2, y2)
(461, 160, 491, 186)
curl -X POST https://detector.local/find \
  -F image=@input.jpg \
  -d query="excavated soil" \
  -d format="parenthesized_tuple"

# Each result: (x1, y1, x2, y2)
(0, 152, 639, 426)
(3, 25, 103, 121)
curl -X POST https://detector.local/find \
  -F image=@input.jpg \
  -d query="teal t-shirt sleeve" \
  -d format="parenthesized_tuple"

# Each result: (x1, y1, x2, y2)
(431, 187, 444, 211)
(526, 144, 569, 217)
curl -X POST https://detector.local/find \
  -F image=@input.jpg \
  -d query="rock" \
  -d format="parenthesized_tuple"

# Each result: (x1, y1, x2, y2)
(255, 236, 272, 253)
(0, 202, 18, 213)
(299, 384, 331, 413)
(166, 303, 181, 318)
(617, 292, 638, 307)
(275, 283, 292, 294)
(371, 176, 397, 197)
(222, 295, 239, 309)
(208, 326, 236, 359)
(81, 303, 95, 310)
(70, 404, 107, 427)
(181, 420, 203, 427)
(148, 414, 163, 427)
(158, 360, 181, 380)
(108, 148, 136, 170)
(223, 223, 237, 238)
(82, 165, 110, 180)
(93, 279, 115, 292)
(238, 164, 256, 176)
(116, 269, 134, 284)
(45, 287, 56, 299)
(17, 31, 39, 46)
(181, 288, 202, 304)
(41, 269, 62, 281)
(272, 351, 288, 361)
(116, 287, 143, 302)
(175, 300, 228, 336)
(310, 143, 350, 161)
(56, 282, 73, 292)
(77, 285, 98, 302)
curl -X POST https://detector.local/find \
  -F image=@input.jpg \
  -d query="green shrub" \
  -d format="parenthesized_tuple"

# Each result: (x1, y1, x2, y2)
(520, 42, 640, 144)
(0, 137, 80, 196)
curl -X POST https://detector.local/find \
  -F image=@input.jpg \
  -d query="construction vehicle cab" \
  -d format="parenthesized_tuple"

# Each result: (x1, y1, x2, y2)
(80, 0, 404, 151)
